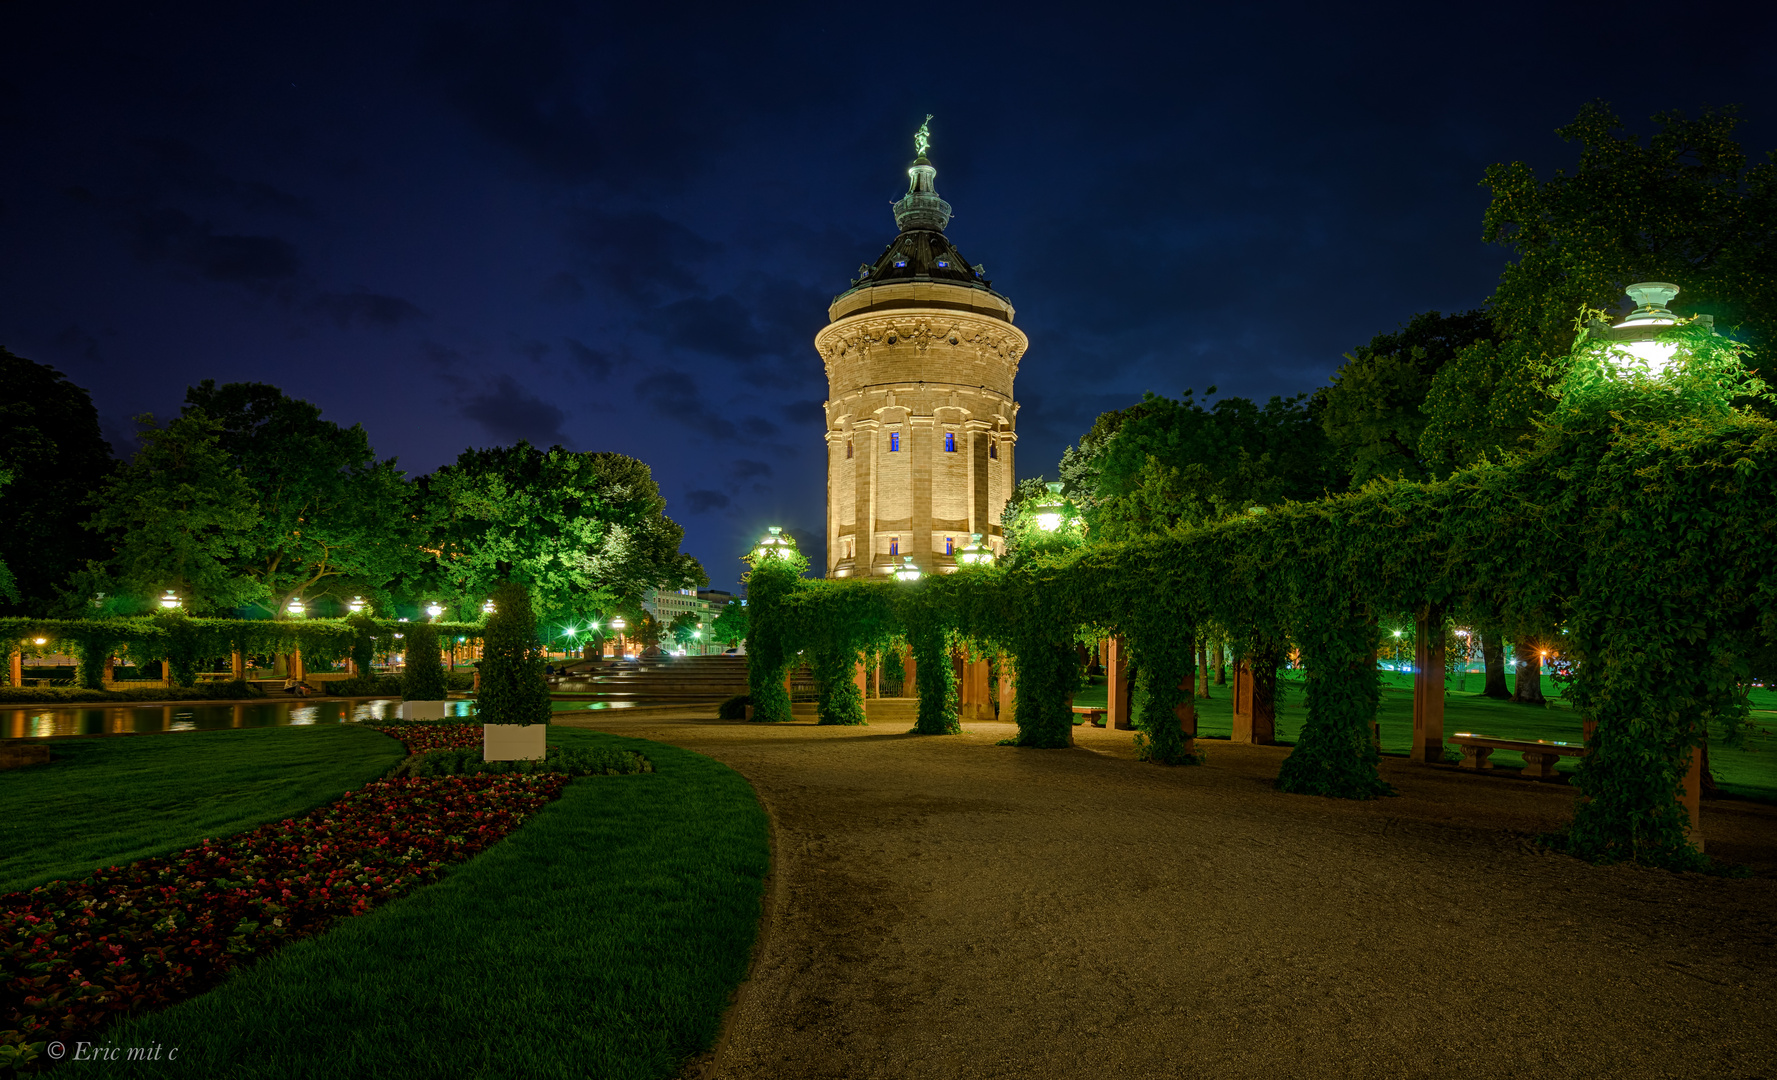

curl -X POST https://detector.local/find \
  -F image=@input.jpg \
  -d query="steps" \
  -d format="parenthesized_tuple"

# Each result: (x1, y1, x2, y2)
(550, 655, 750, 707)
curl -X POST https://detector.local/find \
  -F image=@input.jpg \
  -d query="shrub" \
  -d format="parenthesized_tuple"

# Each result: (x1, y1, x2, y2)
(323, 675, 403, 697)
(392, 745, 652, 778)
(401, 622, 447, 702)
(0, 681, 265, 706)
(478, 582, 550, 727)
(717, 694, 750, 720)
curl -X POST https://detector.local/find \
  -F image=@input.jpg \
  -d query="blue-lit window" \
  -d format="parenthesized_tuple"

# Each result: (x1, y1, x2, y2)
(889, 537, 899, 556)
(894, 259, 908, 268)
(889, 432, 900, 452)
(944, 432, 956, 452)
(936, 259, 949, 268)
(945, 536, 954, 555)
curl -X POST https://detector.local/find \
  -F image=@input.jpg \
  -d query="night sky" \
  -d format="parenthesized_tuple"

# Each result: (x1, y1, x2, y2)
(3, 2, 1773, 592)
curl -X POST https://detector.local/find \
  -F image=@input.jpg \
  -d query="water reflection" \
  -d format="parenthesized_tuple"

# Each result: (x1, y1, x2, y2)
(2, 697, 473, 738)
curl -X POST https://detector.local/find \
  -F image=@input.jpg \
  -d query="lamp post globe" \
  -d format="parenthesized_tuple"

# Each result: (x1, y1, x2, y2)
(482, 599, 496, 615)
(1586, 281, 1717, 379)
(893, 556, 923, 583)
(425, 602, 444, 621)
(348, 596, 366, 615)
(1033, 482, 1066, 532)
(159, 589, 181, 610)
(955, 532, 995, 567)
(285, 598, 306, 618)
(752, 525, 796, 563)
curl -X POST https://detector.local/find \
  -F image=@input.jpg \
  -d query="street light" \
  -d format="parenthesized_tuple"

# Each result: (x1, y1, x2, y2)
(752, 525, 795, 562)
(1585, 281, 1715, 379)
(426, 602, 444, 620)
(159, 589, 181, 610)
(348, 596, 366, 614)
(893, 556, 922, 583)
(285, 598, 306, 618)
(482, 599, 496, 615)
(955, 532, 994, 567)
(609, 616, 628, 660)
(32, 637, 46, 646)
(1033, 482, 1066, 532)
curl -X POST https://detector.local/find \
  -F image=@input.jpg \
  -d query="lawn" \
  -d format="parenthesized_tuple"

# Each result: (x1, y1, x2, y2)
(0, 725, 406, 894)
(1071, 669, 1777, 799)
(90, 727, 770, 1080)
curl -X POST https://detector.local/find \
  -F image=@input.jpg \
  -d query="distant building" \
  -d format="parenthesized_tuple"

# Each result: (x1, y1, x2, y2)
(641, 587, 729, 655)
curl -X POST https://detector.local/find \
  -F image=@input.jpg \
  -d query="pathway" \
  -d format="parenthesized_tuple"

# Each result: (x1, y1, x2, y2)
(556, 711, 1777, 1080)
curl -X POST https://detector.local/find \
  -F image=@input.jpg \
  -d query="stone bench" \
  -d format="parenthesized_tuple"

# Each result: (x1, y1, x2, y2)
(1072, 705, 1107, 727)
(1449, 733, 1585, 781)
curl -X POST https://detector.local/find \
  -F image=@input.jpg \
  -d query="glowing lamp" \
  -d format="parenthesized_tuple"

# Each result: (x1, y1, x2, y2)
(893, 556, 922, 583)
(955, 532, 995, 567)
(285, 598, 306, 618)
(425, 602, 444, 620)
(482, 599, 496, 615)
(752, 525, 795, 562)
(33, 637, 47, 646)
(1585, 282, 1715, 380)
(609, 616, 627, 631)
(348, 596, 366, 614)
(159, 589, 182, 610)
(1032, 482, 1066, 532)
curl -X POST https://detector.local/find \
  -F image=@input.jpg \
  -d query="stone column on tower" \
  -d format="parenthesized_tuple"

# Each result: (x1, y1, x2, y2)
(814, 120, 1027, 579)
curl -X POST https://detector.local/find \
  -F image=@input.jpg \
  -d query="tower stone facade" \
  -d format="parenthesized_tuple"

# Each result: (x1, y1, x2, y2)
(815, 138, 1025, 578)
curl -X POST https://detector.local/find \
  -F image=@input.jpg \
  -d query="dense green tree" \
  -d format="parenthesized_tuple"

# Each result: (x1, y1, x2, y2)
(710, 599, 748, 647)
(183, 381, 415, 617)
(401, 620, 447, 701)
(477, 581, 550, 726)
(1321, 310, 1496, 484)
(84, 413, 262, 613)
(668, 611, 701, 650)
(417, 443, 706, 622)
(0, 348, 117, 614)
(1421, 102, 1777, 474)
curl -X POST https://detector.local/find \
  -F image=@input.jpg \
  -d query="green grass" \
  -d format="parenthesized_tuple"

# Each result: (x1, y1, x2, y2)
(100, 728, 770, 1080)
(0, 725, 406, 894)
(1072, 670, 1777, 798)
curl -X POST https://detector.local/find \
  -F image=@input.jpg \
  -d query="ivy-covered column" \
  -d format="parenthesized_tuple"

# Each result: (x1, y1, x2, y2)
(811, 644, 867, 726)
(1131, 631, 1197, 764)
(1276, 611, 1391, 798)
(908, 626, 960, 734)
(1007, 636, 1075, 747)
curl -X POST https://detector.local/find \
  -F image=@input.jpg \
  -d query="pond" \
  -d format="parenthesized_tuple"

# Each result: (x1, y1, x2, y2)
(2, 699, 477, 739)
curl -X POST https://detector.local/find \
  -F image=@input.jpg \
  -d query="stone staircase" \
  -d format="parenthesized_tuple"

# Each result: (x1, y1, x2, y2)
(551, 654, 758, 707)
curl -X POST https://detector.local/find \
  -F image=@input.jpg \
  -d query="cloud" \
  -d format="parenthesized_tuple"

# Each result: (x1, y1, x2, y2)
(730, 459, 771, 480)
(655, 294, 772, 361)
(633, 370, 738, 440)
(567, 210, 714, 302)
(512, 338, 550, 362)
(134, 137, 311, 216)
(131, 207, 298, 285)
(460, 374, 569, 446)
(52, 324, 104, 364)
(539, 272, 584, 304)
(683, 489, 732, 514)
(563, 337, 611, 380)
(312, 291, 426, 330)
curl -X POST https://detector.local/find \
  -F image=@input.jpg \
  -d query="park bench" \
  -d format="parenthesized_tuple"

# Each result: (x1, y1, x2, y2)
(1072, 705, 1107, 727)
(1449, 733, 1585, 781)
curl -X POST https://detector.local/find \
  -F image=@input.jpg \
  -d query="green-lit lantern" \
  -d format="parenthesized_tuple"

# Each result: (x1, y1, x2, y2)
(893, 556, 923, 583)
(1585, 281, 1715, 380)
(1033, 482, 1066, 532)
(955, 531, 995, 566)
(752, 525, 796, 562)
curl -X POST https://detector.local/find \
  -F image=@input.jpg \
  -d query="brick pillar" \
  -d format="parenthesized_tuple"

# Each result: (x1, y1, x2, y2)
(231, 650, 245, 679)
(853, 657, 867, 698)
(969, 659, 991, 720)
(7, 650, 20, 688)
(998, 658, 1016, 721)
(291, 649, 305, 681)
(162, 659, 174, 688)
(1106, 636, 1133, 730)
(902, 652, 917, 698)
(1682, 738, 1704, 852)
(102, 656, 115, 687)
(1175, 670, 1198, 754)
(1231, 659, 1254, 741)
(1410, 611, 1446, 763)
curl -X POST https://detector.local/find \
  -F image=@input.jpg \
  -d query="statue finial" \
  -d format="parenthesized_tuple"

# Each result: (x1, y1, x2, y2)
(914, 114, 933, 159)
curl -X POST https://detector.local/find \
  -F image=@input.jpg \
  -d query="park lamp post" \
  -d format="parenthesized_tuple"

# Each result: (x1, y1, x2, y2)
(482, 599, 496, 616)
(752, 525, 795, 563)
(159, 589, 181, 610)
(1585, 281, 1715, 379)
(893, 556, 923, 583)
(1033, 482, 1066, 532)
(348, 596, 366, 615)
(285, 598, 306, 618)
(425, 601, 444, 621)
(610, 615, 628, 659)
(955, 532, 994, 567)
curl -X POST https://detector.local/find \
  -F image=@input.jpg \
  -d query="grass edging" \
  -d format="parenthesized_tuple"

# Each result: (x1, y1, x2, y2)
(97, 729, 771, 1080)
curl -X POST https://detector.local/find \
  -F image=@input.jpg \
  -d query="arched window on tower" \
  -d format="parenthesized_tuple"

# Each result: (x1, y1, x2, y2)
(945, 536, 954, 555)
(989, 439, 998, 460)
(889, 537, 899, 556)
(889, 432, 900, 452)
(944, 432, 956, 452)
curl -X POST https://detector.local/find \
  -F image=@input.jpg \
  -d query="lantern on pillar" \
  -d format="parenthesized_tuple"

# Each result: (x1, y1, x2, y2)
(159, 589, 182, 610)
(955, 532, 995, 567)
(1032, 482, 1066, 532)
(1583, 281, 1715, 380)
(348, 596, 367, 614)
(751, 525, 796, 562)
(285, 598, 306, 618)
(893, 556, 923, 583)
(482, 599, 496, 615)
(425, 602, 444, 620)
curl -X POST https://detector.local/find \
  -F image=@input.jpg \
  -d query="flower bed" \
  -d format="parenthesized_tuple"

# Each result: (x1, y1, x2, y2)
(1, 773, 566, 1055)
(367, 722, 484, 754)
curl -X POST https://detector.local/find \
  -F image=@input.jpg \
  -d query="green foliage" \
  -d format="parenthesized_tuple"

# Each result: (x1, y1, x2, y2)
(740, 534, 809, 724)
(0, 681, 263, 705)
(399, 621, 447, 702)
(1322, 310, 1497, 484)
(417, 443, 706, 624)
(182, 381, 415, 617)
(1275, 611, 1393, 799)
(393, 744, 651, 778)
(809, 642, 867, 725)
(86, 412, 264, 613)
(478, 582, 551, 726)
(0, 348, 116, 616)
(710, 599, 748, 646)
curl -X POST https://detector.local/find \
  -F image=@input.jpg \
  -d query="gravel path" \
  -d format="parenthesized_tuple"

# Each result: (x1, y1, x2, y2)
(556, 711, 1777, 1080)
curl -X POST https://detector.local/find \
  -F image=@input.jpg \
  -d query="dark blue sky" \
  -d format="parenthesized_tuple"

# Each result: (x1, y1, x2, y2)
(3, 1, 1773, 591)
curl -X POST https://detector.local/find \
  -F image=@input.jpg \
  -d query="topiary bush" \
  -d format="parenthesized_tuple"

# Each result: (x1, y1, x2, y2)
(477, 582, 551, 726)
(401, 621, 447, 702)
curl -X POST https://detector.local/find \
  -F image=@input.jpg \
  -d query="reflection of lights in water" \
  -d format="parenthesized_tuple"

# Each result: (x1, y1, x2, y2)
(583, 701, 638, 710)
(170, 720, 196, 731)
(289, 706, 320, 726)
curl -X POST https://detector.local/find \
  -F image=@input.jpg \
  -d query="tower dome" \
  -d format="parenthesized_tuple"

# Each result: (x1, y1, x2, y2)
(815, 118, 1026, 579)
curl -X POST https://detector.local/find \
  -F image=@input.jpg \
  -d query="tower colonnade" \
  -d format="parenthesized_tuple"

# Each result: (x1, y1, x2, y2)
(816, 123, 1026, 579)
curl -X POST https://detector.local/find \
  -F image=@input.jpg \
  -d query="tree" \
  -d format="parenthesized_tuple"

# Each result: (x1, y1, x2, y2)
(1422, 102, 1777, 475)
(0, 348, 117, 614)
(478, 582, 550, 726)
(668, 611, 700, 650)
(1321, 310, 1496, 485)
(401, 620, 447, 702)
(711, 599, 748, 647)
(85, 413, 262, 613)
(183, 381, 415, 617)
(417, 443, 706, 622)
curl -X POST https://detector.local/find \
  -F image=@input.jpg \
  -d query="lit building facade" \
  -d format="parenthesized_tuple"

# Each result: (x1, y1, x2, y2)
(815, 126, 1025, 578)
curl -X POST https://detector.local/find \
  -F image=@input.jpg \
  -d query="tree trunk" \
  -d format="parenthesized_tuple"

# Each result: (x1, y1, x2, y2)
(1197, 644, 1211, 698)
(1214, 641, 1227, 686)
(1512, 640, 1547, 704)
(1481, 629, 1510, 699)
